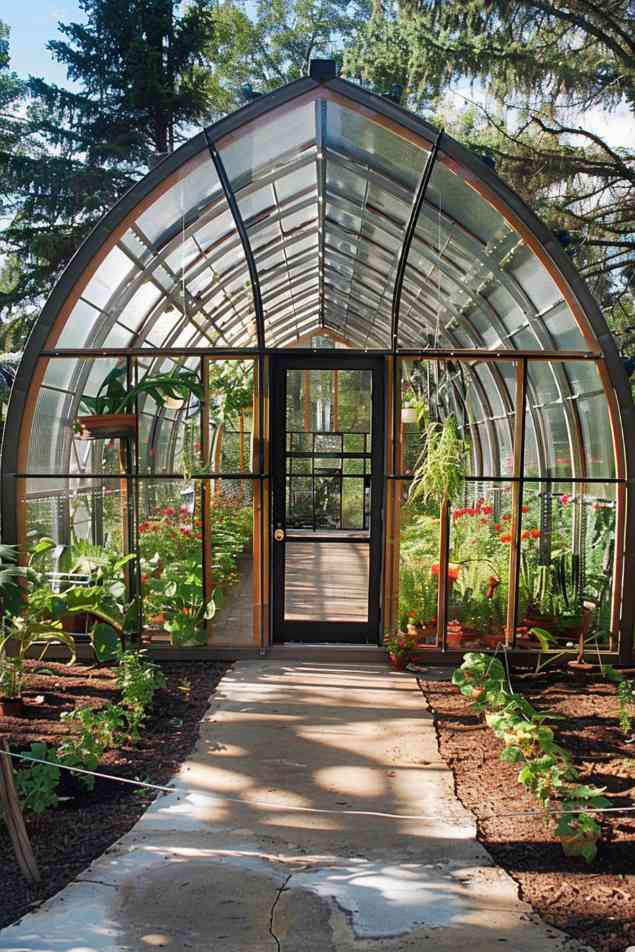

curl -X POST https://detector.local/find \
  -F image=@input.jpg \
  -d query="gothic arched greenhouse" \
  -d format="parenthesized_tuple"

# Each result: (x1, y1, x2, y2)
(3, 63, 633, 664)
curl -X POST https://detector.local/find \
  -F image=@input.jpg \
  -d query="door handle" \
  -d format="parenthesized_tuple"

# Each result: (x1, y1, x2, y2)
(274, 528, 285, 542)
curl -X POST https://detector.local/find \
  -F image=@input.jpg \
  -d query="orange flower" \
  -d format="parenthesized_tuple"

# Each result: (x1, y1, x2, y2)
(431, 562, 461, 580)
(521, 529, 530, 541)
(499, 533, 512, 544)
(530, 528, 541, 539)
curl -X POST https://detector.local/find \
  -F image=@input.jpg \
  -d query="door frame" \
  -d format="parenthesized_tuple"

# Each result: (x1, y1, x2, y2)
(269, 353, 385, 644)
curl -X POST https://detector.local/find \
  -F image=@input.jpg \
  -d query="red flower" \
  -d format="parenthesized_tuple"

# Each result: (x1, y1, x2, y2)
(495, 523, 502, 531)
(481, 505, 492, 515)
(499, 533, 512, 544)
(529, 528, 541, 539)
(521, 505, 528, 513)
(521, 530, 530, 541)
(502, 513, 511, 521)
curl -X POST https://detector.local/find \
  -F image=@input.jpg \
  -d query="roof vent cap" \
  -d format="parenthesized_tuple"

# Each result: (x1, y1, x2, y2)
(310, 59, 337, 82)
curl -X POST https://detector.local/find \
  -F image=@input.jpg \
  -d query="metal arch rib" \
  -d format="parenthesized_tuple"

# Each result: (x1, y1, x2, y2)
(390, 130, 443, 354)
(205, 130, 266, 353)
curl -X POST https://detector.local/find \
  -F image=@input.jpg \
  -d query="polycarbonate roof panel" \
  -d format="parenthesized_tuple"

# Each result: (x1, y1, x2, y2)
(48, 87, 602, 356)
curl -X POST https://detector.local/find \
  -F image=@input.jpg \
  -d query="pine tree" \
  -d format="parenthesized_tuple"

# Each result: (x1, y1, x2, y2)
(1, 0, 218, 315)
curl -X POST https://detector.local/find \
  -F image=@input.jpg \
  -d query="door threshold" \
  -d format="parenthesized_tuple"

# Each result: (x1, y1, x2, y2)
(269, 643, 386, 663)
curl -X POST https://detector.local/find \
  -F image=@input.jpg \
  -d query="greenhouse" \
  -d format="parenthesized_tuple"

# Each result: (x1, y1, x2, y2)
(2, 59, 633, 664)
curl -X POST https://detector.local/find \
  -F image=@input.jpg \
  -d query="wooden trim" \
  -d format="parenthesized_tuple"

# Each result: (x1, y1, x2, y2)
(437, 498, 450, 650)
(505, 360, 527, 644)
(201, 357, 214, 640)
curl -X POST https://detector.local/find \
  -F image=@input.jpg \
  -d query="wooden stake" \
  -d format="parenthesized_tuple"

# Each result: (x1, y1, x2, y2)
(0, 740, 40, 885)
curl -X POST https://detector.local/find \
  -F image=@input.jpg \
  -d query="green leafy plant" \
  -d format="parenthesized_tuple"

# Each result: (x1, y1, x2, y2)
(14, 742, 61, 814)
(452, 652, 610, 862)
(116, 648, 166, 736)
(58, 705, 127, 789)
(78, 365, 203, 416)
(602, 665, 634, 736)
(408, 417, 467, 508)
(555, 786, 610, 862)
(451, 652, 508, 710)
(0, 654, 24, 699)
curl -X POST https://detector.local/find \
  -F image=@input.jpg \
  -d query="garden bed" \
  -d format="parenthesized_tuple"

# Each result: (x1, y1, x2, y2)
(420, 671, 635, 952)
(0, 658, 229, 931)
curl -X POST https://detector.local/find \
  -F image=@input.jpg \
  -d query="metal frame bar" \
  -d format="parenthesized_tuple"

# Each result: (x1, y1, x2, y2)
(205, 131, 265, 352)
(391, 130, 443, 353)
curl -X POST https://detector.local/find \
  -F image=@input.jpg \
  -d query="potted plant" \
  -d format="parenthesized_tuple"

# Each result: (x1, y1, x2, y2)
(76, 365, 203, 440)
(385, 628, 419, 671)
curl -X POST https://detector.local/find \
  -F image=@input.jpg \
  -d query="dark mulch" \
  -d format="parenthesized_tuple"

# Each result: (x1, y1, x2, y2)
(0, 658, 229, 931)
(420, 671, 635, 952)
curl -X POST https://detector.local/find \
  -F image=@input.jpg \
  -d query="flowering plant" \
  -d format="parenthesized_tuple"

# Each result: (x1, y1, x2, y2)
(385, 628, 419, 659)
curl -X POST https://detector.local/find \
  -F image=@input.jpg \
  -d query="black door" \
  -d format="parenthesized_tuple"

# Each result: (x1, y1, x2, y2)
(270, 355, 384, 644)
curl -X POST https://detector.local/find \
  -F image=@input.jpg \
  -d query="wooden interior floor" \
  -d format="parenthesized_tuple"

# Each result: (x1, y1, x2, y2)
(284, 540, 369, 622)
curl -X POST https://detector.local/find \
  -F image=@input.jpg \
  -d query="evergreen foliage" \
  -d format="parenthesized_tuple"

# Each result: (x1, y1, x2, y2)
(344, 0, 634, 318)
(1, 1, 218, 315)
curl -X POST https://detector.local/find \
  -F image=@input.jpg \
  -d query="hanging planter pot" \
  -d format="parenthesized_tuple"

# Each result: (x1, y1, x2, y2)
(77, 414, 137, 440)
(401, 407, 418, 424)
(164, 396, 185, 411)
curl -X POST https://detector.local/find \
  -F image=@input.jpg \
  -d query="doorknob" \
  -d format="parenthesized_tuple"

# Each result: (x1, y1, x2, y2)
(274, 528, 285, 542)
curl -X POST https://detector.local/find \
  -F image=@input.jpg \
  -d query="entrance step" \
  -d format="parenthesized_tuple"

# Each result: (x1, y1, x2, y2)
(269, 643, 386, 663)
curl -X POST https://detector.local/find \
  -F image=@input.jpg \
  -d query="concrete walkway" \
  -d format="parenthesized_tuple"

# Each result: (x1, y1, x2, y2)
(0, 662, 590, 952)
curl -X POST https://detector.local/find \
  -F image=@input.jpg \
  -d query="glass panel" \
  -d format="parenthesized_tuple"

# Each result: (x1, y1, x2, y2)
(284, 541, 369, 622)
(283, 367, 373, 531)
(398, 480, 439, 645)
(447, 482, 513, 646)
(398, 359, 516, 480)
(136, 153, 221, 245)
(219, 102, 316, 190)
(20, 476, 130, 619)
(325, 101, 426, 192)
(207, 488, 255, 646)
(29, 358, 133, 476)
(518, 482, 616, 651)
(139, 481, 205, 646)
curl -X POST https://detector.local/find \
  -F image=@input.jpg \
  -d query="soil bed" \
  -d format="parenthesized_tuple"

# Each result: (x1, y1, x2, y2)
(0, 658, 229, 931)
(420, 671, 635, 952)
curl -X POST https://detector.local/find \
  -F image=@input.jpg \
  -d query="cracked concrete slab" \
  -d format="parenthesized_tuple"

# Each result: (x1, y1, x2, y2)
(0, 662, 593, 951)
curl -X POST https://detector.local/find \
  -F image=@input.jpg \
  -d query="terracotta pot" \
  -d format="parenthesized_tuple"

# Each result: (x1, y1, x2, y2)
(388, 653, 409, 671)
(62, 613, 89, 634)
(0, 696, 24, 717)
(149, 612, 166, 626)
(77, 414, 137, 440)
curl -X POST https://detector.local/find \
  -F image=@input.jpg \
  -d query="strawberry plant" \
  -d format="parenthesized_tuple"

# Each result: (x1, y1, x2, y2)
(452, 652, 610, 862)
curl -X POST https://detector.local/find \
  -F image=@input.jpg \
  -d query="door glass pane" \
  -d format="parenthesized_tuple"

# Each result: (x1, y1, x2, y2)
(283, 367, 372, 531)
(284, 542, 369, 622)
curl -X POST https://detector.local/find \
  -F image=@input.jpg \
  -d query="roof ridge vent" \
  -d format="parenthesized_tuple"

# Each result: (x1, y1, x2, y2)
(310, 59, 337, 82)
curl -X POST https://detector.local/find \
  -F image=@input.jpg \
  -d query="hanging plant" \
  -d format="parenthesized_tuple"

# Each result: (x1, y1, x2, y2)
(76, 366, 203, 440)
(408, 417, 467, 508)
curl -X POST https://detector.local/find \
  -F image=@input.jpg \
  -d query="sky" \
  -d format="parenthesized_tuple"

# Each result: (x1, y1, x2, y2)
(3, 1, 85, 87)
(3, 0, 634, 147)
